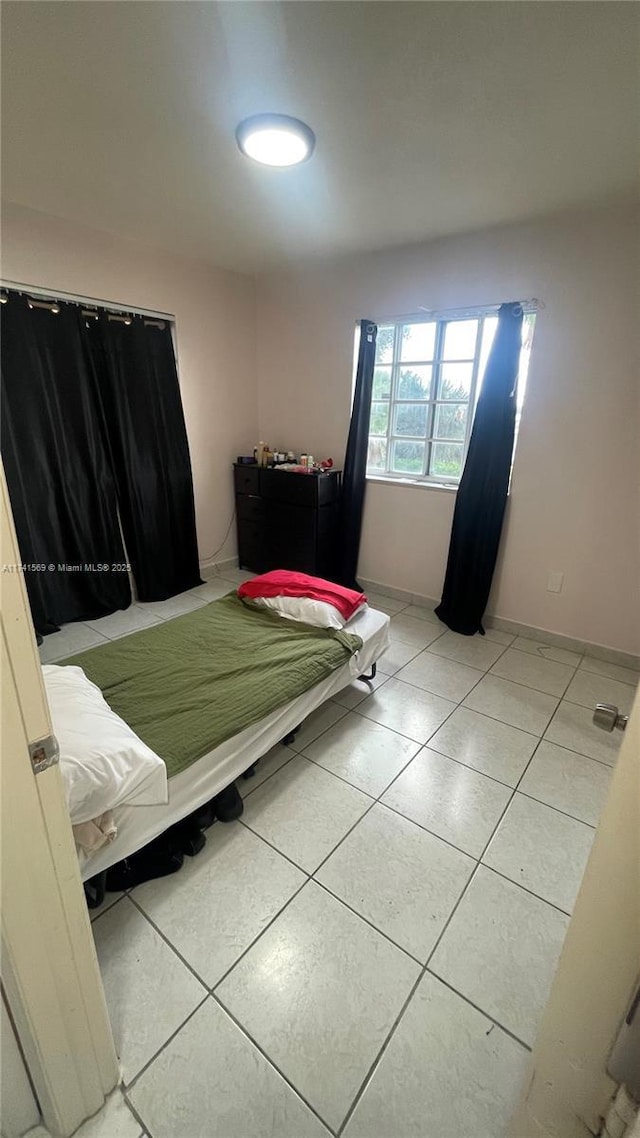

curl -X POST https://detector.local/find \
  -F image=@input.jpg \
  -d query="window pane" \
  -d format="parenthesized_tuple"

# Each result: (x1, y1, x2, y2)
(375, 326, 394, 364)
(398, 365, 432, 400)
(516, 313, 536, 414)
(477, 316, 498, 398)
(440, 362, 473, 400)
(373, 366, 392, 400)
(431, 442, 464, 479)
(391, 440, 425, 474)
(443, 320, 478, 360)
(370, 402, 390, 435)
(394, 403, 428, 437)
(400, 322, 436, 362)
(434, 403, 468, 441)
(367, 437, 387, 471)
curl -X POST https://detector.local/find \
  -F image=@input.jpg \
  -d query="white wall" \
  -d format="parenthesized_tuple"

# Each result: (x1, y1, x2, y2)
(1, 202, 257, 567)
(3, 201, 637, 654)
(255, 203, 640, 655)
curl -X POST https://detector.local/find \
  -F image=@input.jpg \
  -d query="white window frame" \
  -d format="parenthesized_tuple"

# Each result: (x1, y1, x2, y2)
(366, 303, 537, 488)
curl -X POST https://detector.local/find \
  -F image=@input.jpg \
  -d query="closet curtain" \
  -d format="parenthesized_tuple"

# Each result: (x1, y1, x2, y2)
(435, 301, 523, 636)
(337, 319, 377, 590)
(91, 316, 202, 601)
(1, 297, 131, 634)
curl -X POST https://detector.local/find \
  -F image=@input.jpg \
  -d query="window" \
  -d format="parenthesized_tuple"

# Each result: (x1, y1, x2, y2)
(366, 310, 536, 485)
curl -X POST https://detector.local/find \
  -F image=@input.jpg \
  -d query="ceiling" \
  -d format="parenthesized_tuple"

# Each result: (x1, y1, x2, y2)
(2, 2, 638, 273)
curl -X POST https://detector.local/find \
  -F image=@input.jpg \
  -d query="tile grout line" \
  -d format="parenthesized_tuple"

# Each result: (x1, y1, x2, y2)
(337, 855, 516, 1135)
(298, 739, 421, 800)
(124, 877, 332, 1130)
(230, 653, 555, 1023)
(235, 652, 520, 1134)
(393, 658, 568, 708)
(515, 788, 598, 830)
(240, 748, 300, 802)
(237, 814, 328, 875)
(210, 875, 310, 992)
(87, 604, 615, 1133)
(420, 726, 562, 975)
(128, 833, 310, 988)
(89, 892, 126, 924)
(420, 706, 587, 970)
(122, 992, 210, 1095)
(479, 863, 574, 920)
(422, 970, 532, 1051)
(334, 965, 429, 1136)
(335, 658, 581, 1133)
(310, 876, 423, 969)
(124, 892, 212, 992)
(284, 705, 352, 755)
(300, 653, 503, 881)
(348, 649, 495, 749)
(349, 634, 549, 743)
(211, 991, 338, 1137)
(122, 1092, 157, 1138)
(378, 799, 490, 862)
(423, 742, 532, 789)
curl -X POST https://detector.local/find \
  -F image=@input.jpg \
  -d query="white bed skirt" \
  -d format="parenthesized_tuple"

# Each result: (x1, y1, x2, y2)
(80, 605, 390, 880)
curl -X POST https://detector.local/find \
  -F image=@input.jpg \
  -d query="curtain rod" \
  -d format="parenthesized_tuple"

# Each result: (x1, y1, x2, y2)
(0, 279, 174, 322)
(375, 298, 544, 325)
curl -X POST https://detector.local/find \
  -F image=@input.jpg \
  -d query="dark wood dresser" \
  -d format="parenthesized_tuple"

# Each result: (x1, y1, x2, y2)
(233, 465, 342, 579)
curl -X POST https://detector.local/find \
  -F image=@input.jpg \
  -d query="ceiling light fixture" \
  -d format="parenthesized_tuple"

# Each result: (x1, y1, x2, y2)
(236, 114, 315, 167)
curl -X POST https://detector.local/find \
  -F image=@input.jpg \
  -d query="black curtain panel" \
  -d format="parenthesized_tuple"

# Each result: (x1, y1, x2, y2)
(1, 296, 132, 634)
(91, 316, 202, 601)
(337, 320, 377, 590)
(435, 302, 523, 636)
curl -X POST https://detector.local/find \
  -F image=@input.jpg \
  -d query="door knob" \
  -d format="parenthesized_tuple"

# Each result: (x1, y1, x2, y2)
(593, 703, 628, 733)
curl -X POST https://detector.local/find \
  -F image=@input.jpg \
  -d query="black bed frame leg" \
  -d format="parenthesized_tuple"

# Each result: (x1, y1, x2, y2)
(242, 762, 258, 780)
(281, 722, 303, 746)
(358, 661, 377, 681)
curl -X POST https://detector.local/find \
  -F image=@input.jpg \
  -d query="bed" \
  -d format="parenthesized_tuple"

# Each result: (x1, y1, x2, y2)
(51, 594, 389, 883)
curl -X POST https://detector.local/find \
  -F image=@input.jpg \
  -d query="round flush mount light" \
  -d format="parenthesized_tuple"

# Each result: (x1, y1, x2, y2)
(235, 113, 315, 167)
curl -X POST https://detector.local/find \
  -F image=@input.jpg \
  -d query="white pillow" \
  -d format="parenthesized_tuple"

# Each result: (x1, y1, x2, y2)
(250, 595, 349, 629)
(42, 665, 168, 825)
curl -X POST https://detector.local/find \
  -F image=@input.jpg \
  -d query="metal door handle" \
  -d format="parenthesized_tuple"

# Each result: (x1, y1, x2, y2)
(593, 703, 628, 733)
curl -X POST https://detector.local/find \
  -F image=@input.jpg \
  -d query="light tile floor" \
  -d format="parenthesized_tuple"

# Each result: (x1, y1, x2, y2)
(38, 577, 637, 1138)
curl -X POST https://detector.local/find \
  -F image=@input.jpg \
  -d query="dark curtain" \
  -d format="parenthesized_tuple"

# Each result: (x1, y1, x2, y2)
(1, 297, 131, 634)
(337, 320, 377, 590)
(91, 316, 202, 601)
(435, 302, 523, 636)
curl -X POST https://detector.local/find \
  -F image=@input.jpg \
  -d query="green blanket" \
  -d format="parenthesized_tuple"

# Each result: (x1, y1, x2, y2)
(63, 593, 362, 778)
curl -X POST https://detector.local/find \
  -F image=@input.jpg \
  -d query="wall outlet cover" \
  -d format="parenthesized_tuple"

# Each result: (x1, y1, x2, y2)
(547, 570, 564, 593)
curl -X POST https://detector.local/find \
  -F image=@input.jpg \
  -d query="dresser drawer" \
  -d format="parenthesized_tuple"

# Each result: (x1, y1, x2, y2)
(237, 494, 264, 523)
(234, 465, 260, 496)
(259, 468, 341, 507)
(237, 521, 265, 574)
(259, 468, 318, 506)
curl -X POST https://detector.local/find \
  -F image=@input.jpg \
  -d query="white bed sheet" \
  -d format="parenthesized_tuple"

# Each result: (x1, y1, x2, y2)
(80, 604, 390, 880)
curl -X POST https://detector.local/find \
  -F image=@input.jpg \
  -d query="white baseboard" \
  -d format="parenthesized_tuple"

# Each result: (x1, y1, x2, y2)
(359, 576, 640, 672)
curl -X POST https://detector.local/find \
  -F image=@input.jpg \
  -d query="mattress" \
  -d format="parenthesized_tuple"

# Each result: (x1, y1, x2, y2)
(65, 592, 363, 779)
(79, 604, 390, 880)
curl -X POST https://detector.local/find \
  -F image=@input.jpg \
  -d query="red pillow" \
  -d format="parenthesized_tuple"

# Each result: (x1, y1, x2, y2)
(238, 570, 367, 622)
